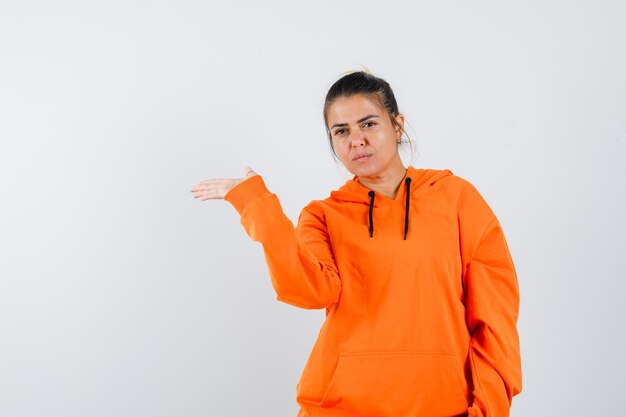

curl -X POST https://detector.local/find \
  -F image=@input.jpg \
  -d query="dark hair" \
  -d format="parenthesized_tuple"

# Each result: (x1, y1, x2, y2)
(323, 70, 412, 157)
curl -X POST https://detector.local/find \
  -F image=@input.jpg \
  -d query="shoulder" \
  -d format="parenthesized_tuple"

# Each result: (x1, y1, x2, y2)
(445, 175, 487, 203)
(302, 198, 326, 213)
(411, 166, 483, 197)
(297, 197, 332, 226)
(296, 178, 356, 225)
(445, 173, 490, 205)
(417, 167, 495, 218)
(425, 167, 476, 189)
(448, 174, 497, 225)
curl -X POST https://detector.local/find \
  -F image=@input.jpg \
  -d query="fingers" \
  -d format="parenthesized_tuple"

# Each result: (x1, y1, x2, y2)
(190, 179, 233, 200)
(244, 166, 257, 178)
(191, 168, 258, 201)
(191, 178, 242, 200)
(190, 187, 217, 200)
(196, 178, 227, 185)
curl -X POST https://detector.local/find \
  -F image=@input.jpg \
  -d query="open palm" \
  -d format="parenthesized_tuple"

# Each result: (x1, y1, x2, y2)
(191, 167, 257, 201)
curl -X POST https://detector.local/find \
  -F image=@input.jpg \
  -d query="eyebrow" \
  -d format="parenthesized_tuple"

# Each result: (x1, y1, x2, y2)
(330, 114, 379, 130)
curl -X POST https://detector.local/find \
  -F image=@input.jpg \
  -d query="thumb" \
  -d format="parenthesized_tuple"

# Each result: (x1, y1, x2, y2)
(244, 166, 258, 178)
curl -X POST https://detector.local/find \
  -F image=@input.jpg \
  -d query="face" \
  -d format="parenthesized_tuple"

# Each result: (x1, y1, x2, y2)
(327, 94, 405, 179)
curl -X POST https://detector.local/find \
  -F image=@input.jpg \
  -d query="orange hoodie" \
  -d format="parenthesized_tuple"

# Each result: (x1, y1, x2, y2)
(224, 166, 522, 417)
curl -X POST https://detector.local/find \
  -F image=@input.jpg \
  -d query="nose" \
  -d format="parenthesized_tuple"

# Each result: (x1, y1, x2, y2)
(350, 129, 366, 147)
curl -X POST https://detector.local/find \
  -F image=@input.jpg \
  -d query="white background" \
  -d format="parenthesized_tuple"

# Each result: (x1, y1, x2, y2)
(1, 1, 625, 416)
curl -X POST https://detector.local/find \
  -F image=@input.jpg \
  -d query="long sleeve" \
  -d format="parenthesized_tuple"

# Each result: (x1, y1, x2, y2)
(224, 175, 342, 309)
(457, 180, 522, 417)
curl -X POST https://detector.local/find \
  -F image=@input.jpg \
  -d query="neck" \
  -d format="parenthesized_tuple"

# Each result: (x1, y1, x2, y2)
(358, 163, 408, 199)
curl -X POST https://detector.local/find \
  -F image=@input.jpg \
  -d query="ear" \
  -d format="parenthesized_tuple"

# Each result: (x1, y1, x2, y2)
(394, 113, 405, 136)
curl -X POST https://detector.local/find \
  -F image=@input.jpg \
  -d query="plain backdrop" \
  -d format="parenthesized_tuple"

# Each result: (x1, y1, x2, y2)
(1, 1, 625, 416)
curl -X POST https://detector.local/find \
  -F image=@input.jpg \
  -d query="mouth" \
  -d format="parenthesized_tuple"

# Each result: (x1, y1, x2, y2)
(352, 154, 372, 162)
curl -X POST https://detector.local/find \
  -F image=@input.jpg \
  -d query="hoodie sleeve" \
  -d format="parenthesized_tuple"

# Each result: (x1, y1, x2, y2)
(457, 179, 522, 417)
(224, 175, 341, 309)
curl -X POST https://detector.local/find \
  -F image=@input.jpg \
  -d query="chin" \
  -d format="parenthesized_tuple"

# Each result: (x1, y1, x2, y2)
(348, 163, 382, 179)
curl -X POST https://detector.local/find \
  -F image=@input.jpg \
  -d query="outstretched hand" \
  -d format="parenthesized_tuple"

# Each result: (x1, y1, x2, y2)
(191, 167, 258, 201)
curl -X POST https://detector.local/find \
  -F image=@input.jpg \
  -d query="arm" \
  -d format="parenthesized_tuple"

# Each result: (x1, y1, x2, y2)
(223, 175, 341, 309)
(457, 180, 522, 417)
(465, 218, 522, 417)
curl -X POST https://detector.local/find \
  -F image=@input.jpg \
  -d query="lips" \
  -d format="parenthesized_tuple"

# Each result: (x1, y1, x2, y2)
(352, 153, 372, 162)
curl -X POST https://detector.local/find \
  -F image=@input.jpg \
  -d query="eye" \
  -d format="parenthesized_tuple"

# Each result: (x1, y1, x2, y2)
(363, 121, 376, 128)
(334, 128, 346, 136)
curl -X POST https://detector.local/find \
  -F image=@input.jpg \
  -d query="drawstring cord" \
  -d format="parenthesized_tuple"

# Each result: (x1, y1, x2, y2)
(403, 177, 412, 240)
(368, 191, 375, 238)
(367, 177, 412, 239)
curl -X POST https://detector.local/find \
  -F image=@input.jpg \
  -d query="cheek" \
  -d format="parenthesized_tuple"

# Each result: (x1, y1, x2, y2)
(382, 135, 399, 153)
(333, 140, 349, 159)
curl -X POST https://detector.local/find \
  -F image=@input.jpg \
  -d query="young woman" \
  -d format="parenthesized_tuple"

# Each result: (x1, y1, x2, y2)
(191, 71, 522, 417)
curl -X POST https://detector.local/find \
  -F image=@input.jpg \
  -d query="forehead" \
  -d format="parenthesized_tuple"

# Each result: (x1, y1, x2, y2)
(327, 95, 383, 122)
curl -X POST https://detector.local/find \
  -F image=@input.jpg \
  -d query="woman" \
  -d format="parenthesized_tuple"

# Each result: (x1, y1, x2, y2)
(191, 71, 522, 417)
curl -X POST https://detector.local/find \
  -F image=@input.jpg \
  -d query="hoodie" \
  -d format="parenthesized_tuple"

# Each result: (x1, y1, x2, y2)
(224, 166, 522, 417)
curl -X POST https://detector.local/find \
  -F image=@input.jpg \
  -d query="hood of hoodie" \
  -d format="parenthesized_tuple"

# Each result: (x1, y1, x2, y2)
(329, 167, 453, 239)
(330, 166, 453, 205)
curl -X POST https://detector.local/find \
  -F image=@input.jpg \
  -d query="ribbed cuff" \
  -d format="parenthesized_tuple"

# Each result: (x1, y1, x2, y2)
(224, 175, 272, 216)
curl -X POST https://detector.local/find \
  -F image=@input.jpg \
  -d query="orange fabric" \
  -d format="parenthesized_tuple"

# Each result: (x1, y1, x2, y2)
(225, 166, 522, 417)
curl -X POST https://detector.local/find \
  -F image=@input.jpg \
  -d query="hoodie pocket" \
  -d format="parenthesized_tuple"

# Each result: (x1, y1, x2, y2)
(317, 351, 468, 417)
